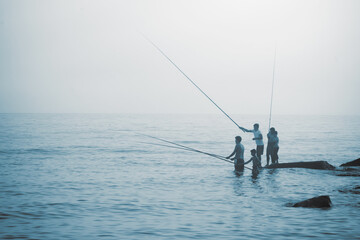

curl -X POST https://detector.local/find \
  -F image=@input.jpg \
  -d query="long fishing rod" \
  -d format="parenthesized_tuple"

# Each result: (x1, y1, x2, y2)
(142, 34, 244, 133)
(140, 141, 236, 165)
(268, 45, 277, 130)
(137, 132, 228, 160)
(138, 132, 227, 159)
(141, 141, 252, 170)
(145, 140, 231, 162)
(137, 133, 252, 170)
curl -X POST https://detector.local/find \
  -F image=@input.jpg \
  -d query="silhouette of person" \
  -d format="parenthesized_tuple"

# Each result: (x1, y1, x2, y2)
(226, 136, 245, 171)
(240, 123, 264, 164)
(271, 131, 279, 164)
(243, 149, 261, 175)
(266, 127, 277, 166)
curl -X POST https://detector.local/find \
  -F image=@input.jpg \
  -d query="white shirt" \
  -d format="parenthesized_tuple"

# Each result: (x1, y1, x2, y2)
(252, 130, 264, 146)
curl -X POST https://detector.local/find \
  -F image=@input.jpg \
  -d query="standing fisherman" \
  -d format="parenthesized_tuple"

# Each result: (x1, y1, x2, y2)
(226, 136, 245, 171)
(240, 123, 264, 165)
(266, 127, 277, 166)
(271, 131, 279, 164)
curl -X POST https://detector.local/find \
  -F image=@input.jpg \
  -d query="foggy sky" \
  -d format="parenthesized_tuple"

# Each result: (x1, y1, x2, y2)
(0, 0, 359, 115)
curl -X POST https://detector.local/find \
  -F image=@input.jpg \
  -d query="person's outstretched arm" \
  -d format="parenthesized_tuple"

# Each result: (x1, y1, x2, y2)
(226, 148, 236, 159)
(240, 126, 251, 132)
(244, 158, 252, 165)
(237, 158, 252, 166)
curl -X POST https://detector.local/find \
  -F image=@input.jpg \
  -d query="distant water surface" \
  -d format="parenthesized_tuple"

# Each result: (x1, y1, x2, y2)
(0, 114, 359, 239)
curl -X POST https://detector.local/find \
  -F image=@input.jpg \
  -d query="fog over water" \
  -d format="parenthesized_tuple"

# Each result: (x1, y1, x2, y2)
(1, 0, 360, 115)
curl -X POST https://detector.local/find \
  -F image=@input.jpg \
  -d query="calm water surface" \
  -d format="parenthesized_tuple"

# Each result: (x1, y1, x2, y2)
(0, 114, 359, 239)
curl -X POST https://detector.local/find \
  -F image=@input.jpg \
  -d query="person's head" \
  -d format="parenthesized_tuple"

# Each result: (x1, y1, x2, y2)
(253, 123, 259, 131)
(274, 131, 278, 136)
(235, 136, 242, 143)
(250, 149, 256, 156)
(270, 127, 275, 133)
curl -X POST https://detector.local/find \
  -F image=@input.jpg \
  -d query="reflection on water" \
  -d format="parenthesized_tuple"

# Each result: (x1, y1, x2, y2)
(232, 172, 244, 196)
(0, 114, 359, 239)
(251, 171, 261, 185)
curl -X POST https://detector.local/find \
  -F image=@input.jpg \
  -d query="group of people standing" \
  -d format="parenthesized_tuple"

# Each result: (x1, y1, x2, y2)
(226, 123, 279, 174)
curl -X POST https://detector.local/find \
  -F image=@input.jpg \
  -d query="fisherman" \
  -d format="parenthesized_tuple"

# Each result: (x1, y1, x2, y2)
(226, 136, 245, 171)
(240, 123, 264, 164)
(266, 127, 277, 166)
(271, 131, 279, 164)
(242, 149, 261, 175)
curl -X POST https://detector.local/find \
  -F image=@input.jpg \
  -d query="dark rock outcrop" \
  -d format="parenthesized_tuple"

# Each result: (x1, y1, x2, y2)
(340, 158, 360, 167)
(292, 195, 332, 208)
(265, 161, 335, 170)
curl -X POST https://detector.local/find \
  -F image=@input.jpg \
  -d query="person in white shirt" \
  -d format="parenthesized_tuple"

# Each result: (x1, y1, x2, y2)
(226, 136, 245, 171)
(240, 123, 264, 164)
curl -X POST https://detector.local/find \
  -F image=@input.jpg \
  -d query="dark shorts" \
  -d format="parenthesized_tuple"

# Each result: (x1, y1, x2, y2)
(234, 159, 244, 171)
(252, 167, 260, 175)
(256, 145, 264, 156)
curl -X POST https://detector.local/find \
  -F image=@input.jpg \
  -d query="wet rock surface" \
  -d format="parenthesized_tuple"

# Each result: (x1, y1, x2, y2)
(340, 158, 360, 167)
(265, 161, 335, 170)
(292, 196, 332, 208)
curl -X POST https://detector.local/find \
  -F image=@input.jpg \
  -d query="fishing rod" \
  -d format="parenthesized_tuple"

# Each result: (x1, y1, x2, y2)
(137, 132, 226, 159)
(137, 133, 252, 170)
(141, 140, 231, 162)
(268, 45, 277, 130)
(140, 141, 236, 165)
(137, 132, 227, 160)
(142, 34, 244, 133)
(141, 141, 252, 170)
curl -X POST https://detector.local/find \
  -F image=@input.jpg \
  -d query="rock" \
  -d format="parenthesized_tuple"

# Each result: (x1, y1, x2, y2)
(340, 158, 360, 167)
(292, 195, 332, 208)
(265, 161, 335, 170)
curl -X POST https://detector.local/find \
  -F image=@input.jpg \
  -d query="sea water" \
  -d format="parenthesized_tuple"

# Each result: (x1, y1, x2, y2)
(0, 113, 359, 239)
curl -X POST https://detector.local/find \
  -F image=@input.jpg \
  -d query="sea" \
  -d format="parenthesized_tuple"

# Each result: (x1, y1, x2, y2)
(0, 113, 359, 240)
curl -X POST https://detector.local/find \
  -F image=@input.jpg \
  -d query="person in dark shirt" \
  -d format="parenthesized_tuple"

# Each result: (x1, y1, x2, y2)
(271, 131, 279, 164)
(266, 127, 276, 166)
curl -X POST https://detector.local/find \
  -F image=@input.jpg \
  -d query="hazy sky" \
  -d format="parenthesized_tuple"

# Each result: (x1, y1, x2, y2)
(0, 0, 359, 115)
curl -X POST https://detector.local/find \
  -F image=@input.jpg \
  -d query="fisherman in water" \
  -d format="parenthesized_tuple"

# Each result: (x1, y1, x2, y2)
(226, 136, 245, 171)
(240, 124, 264, 164)
(242, 149, 261, 175)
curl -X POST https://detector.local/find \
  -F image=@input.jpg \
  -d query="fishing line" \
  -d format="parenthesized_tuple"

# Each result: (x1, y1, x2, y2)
(268, 44, 277, 130)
